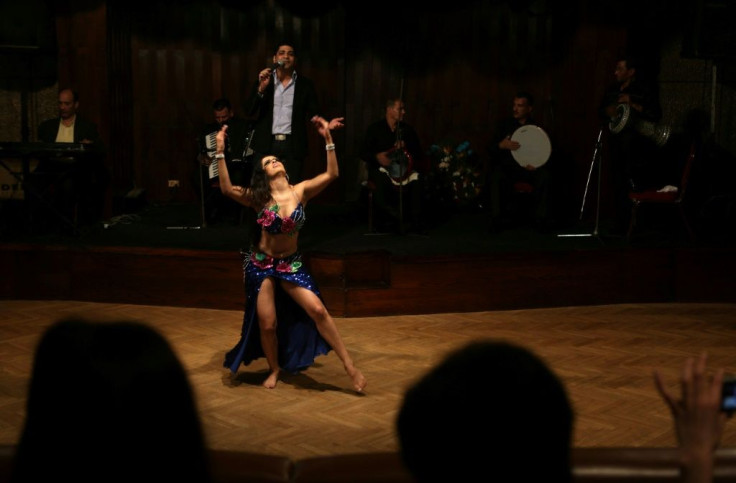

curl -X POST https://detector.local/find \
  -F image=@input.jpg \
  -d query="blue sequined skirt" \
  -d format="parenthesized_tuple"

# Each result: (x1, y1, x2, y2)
(223, 249, 331, 374)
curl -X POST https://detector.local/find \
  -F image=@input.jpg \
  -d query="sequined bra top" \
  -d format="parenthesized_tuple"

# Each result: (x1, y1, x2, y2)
(256, 191, 306, 237)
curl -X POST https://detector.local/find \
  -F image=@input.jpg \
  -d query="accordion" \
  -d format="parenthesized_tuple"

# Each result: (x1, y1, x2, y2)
(202, 128, 255, 179)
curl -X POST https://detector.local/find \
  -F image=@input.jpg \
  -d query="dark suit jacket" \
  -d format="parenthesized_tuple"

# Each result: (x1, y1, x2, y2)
(244, 73, 320, 161)
(37, 116, 103, 147)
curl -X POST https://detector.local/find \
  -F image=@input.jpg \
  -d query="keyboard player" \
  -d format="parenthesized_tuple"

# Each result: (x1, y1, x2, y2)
(35, 88, 108, 232)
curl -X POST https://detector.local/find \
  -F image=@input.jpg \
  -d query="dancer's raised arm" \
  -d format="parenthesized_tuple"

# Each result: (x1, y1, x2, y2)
(300, 115, 341, 202)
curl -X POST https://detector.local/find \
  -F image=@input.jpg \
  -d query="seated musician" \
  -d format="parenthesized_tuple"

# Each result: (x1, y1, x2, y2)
(359, 97, 427, 234)
(484, 91, 553, 233)
(36, 88, 108, 230)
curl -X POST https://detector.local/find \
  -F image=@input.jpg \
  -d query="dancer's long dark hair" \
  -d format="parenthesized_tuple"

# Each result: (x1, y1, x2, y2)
(248, 156, 280, 208)
(244, 155, 288, 247)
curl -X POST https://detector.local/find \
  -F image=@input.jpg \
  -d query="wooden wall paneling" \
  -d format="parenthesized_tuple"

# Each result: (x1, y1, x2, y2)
(145, 48, 169, 202)
(136, 46, 164, 202)
(71, 248, 245, 310)
(303, 252, 348, 317)
(171, 44, 203, 203)
(341, 56, 365, 203)
(106, 2, 135, 201)
(53, 9, 74, 88)
(346, 53, 368, 150)
(250, 4, 270, 65)
(222, 54, 243, 111)
(674, 249, 736, 303)
(131, 44, 150, 195)
(210, 49, 223, 103)
(53, 3, 108, 138)
(296, 9, 347, 204)
(3, 242, 736, 316)
(0, 245, 245, 310)
(339, 249, 677, 317)
(4, 247, 72, 300)
(190, 47, 207, 129)
(219, 7, 251, 112)
(166, 48, 187, 201)
(483, 8, 503, 159)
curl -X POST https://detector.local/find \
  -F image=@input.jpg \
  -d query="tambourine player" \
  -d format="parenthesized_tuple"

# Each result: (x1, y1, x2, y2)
(484, 91, 553, 233)
(598, 55, 671, 235)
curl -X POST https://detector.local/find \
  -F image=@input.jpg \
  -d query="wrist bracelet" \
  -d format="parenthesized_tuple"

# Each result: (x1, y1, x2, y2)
(325, 143, 335, 151)
(214, 153, 225, 159)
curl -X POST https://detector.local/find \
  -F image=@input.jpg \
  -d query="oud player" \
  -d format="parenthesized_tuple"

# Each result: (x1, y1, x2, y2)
(360, 97, 427, 235)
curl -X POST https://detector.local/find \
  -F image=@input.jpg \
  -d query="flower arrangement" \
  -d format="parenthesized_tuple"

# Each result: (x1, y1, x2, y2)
(427, 139, 484, 206)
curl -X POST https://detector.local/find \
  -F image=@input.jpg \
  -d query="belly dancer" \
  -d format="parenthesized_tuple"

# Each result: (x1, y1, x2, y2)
(216, 115, 366, 393)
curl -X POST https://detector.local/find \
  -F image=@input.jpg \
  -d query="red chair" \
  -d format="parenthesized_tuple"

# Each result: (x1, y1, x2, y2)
(626, 143, 697, 242)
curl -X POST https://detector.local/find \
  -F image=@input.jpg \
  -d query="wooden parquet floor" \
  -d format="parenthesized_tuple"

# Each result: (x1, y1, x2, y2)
(1, 300, 736, 460)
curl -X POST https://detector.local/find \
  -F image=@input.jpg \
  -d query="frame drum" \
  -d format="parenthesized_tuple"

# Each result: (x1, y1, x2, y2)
(510, 125, 551, 168)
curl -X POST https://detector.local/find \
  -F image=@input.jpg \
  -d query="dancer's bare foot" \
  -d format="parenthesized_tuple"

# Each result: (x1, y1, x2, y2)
(263, 369, 280, 389)
(347, 366, 367, 393)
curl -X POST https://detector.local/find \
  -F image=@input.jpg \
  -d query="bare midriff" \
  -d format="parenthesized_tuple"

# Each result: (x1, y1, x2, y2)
(258, 232, 298, 259)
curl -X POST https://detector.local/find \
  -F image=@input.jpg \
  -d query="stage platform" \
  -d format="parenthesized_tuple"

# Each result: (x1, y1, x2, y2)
(1, 200, 735, 316)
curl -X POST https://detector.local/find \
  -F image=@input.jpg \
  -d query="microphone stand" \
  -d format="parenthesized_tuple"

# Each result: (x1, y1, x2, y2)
(396, 122, 404, 234)
(557, 127, 604, 240)
(397, 79, 406, 234)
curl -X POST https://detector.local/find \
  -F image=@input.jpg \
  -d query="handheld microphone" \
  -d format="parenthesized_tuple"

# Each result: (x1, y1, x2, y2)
(271, 60, 284, 70)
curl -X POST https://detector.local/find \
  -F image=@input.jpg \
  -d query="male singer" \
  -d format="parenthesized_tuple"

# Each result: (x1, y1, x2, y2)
(245, 43, 342, 184)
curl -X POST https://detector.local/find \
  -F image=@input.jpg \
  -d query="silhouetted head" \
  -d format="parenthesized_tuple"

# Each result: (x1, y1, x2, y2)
(12, 318, 211, 483)
(396, 340, 573, 482)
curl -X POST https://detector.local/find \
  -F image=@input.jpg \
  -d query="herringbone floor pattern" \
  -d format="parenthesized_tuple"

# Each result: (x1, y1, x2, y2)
(1, 300, 735, 460)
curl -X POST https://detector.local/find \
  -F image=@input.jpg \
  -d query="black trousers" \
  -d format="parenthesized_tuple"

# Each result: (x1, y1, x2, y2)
(368, 168, 423, 229)
(485, 161, 551, 224)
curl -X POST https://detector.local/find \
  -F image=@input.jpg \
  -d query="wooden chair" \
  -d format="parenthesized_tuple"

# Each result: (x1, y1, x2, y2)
(626, 143, 697, 242)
